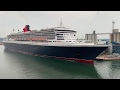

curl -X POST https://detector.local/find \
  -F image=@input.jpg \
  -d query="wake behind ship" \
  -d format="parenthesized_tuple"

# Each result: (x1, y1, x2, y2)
(3, 25, 109, 64)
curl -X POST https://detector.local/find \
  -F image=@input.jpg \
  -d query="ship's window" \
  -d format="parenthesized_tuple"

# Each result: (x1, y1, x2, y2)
(57, 39, 64, 40)
(56, 34, 63, 35)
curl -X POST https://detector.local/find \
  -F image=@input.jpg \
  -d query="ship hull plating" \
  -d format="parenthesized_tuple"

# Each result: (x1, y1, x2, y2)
(3, 43, 108, 64)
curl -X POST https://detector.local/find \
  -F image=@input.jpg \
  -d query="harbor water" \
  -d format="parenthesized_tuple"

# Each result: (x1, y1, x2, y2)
(0, 45, 120, 79)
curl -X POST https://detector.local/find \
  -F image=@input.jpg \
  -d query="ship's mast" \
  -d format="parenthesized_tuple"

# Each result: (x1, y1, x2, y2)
(59, 19, 64, 27)
(13, 29, 15, 33)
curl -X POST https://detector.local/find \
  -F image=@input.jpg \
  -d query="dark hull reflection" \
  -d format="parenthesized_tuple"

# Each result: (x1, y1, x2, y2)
(3, 49, 100, 79)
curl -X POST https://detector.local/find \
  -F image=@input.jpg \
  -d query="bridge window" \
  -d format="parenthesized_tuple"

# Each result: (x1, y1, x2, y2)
(56, 34, 63, 35)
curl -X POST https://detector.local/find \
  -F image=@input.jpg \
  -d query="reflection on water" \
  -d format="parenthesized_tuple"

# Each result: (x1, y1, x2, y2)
(94, 61, 120, 79)
(94, 61, 112, 79)
(1, 45, 120, 79)
(3, 49, 99, 79)
(1, 46, 99, 79)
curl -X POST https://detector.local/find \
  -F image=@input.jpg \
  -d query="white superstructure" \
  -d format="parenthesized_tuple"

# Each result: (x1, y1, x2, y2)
(5, 25, 99, 46)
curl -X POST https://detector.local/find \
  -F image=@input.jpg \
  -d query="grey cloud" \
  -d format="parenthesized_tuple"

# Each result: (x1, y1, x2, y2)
(0, 11, 120, 39)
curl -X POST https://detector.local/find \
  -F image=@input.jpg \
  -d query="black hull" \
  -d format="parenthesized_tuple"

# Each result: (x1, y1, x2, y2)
(3, 42, 108, 64)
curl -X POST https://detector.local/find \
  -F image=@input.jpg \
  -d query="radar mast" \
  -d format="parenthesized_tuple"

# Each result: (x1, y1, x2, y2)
(59, 19, 64, 27)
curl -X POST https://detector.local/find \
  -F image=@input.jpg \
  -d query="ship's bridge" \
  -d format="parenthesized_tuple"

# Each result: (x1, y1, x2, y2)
(51, 27, 77, 43)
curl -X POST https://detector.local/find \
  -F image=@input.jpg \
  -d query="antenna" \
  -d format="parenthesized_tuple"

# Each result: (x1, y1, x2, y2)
(59, 19, 64, 27)
(13, 29, 15, 33)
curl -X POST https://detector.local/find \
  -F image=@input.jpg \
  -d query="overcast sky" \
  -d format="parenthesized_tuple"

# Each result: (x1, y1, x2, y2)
(0, 11, 120, 39)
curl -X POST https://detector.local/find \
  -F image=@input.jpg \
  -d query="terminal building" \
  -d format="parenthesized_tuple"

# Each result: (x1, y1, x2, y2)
(85, 31, 97, 44)
(110, 21, 120, 43)
(85, 21, 120, 54)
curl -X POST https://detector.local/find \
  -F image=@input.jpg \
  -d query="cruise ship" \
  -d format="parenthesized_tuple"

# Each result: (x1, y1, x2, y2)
(3, 25, 109, 64)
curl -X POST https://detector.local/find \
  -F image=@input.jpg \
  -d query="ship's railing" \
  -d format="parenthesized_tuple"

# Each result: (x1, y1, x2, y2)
(9, 37, 48, 42)
(77, 39, 93, 43)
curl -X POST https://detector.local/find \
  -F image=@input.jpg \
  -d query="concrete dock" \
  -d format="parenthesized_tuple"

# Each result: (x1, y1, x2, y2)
(96, 54, 120, 61)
